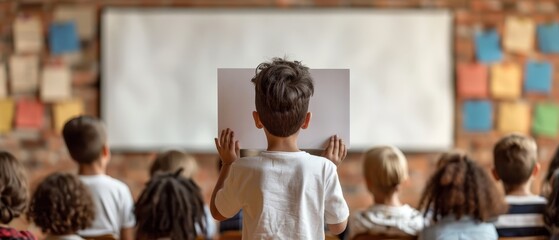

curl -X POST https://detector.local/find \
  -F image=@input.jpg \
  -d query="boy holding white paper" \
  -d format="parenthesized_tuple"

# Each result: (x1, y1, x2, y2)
(211, 58, 349, 239)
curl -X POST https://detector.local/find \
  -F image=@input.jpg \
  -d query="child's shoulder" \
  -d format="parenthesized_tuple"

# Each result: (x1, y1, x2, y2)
(79, 174, 131, 191)
(505, 195, 547, 205)
(240, 151, 336, 168)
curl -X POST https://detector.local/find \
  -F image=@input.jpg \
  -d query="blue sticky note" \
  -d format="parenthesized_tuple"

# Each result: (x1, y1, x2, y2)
(475, 30, 503, 63)
(49, 21, 80, 55)
(463, 101, 492, 132)
(525, 60, 553, 93)
(538, 23, 559, 53)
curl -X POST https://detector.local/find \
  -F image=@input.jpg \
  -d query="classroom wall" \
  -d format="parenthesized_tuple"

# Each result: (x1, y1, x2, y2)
(1, 0, 559, 229)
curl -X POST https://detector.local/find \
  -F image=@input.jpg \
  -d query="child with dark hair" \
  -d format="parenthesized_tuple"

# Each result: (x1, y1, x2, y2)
(211, 58, 349, 239)
(545, 171, 559, 239)
(542, 146, 559, 197)
(28, 173, 95, 240)
(135, 170, 207, 240)
(0, 151, 36, 240)
(418, 152, 507, 240)
(62, 116, 135, 240)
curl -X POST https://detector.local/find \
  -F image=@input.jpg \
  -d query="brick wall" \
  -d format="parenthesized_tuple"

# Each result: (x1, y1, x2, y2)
(1, 0, 558, 232)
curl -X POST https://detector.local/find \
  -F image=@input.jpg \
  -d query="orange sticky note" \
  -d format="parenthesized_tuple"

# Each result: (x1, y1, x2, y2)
(504, 16, 535, 54)
(457, 63, 488, 98)
(0, 99, 15, 134)
(53, 99, 84, 132)
(498, 101, 531, 134)
(16, 99, 44, 129)
(491, 63, 522, 99)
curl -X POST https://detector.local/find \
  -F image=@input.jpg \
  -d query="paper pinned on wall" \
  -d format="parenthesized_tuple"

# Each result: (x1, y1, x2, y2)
(457, 63, 488, 98)
(498, 101, 531, 134)
(49, 22, 80, 55)
(9, 55, 39, 93)
(524, 60, 553, 93)
(0, 63, 7, 98)
(13, 15, 43, 53)
(463, 100, 492, 132)
(474, 29, 503, 63)
(538, 22, 559, 53)
(533, 103, 559, 137)
(54, 5, 96, 40)
(16, 99, 44, 129)
(504, 16, 535, 54)
(53, 99, 84, 132)
(491, 63, 522, 99)
(41, 64, 72, 102)
(0, 99, 15, 134)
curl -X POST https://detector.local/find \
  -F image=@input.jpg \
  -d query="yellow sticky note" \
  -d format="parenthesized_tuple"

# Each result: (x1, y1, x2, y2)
(504, 16, 535, 54)
(10, 55, 39, 93)
(0, 99, 15, 134)
(491, 63, 522, 99)
(53, 100, 84, 132)
(41, 64, 72, 102)
(13, 15, 43, 53)
(498, 101, 531, 134)
(0, 63, 6, 98)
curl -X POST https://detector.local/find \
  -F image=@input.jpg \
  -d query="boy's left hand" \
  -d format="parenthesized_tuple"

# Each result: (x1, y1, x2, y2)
(215, 128, 240, 165)
(322, 135, 347, 166)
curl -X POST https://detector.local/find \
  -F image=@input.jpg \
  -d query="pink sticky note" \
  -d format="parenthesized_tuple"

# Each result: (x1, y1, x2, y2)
(457, 63, 488, 98)
(16, 99, 44, 129)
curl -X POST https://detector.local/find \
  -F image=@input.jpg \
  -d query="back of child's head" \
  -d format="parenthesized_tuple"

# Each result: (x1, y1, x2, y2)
(493, 134, 537, 188)
(545, 146, 559, 188)
(62, 115, 107, 164)
(29, 172, 95, 235)
(419, 152, 506, 222)
(135, 170, 206, 240)
(0, 151, 28, 224)
(545, 170, 559, 228)
(363, 146, 408, 194)
(150, 150, 198, 179)
(251, 58, 314, 137)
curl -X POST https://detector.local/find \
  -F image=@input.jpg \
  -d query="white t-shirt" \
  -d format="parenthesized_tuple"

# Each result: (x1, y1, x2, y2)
(215, 151, 349, 239)
(78, 175, 136, 238)
(348, 204, 427, 239)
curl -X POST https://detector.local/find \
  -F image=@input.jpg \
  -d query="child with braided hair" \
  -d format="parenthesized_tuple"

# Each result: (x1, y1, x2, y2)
(135, 169, 207, 240)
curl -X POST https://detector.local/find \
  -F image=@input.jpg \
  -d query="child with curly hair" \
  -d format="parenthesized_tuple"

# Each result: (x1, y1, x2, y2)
(544, 171, 559, 240)
(418, 152, 507, 240)
(28, 173, 95, 240)
(0, 151, 36, 240)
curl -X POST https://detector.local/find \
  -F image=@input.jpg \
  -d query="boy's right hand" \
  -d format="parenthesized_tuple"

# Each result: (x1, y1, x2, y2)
(322, 135, 347, 166)
(215, 128, 240, 165)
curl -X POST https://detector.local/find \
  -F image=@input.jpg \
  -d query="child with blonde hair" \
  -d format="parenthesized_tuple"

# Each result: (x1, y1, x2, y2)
(348, 146, 426, 239)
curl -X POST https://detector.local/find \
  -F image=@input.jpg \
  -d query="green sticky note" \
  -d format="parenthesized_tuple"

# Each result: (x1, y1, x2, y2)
(533, 103, 559, 136)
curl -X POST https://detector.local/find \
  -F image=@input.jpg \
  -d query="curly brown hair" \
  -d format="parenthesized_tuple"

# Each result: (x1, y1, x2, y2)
(28, 173, 95, 235)
(419, 152, 507, 222)
(0, 151, 28, 224)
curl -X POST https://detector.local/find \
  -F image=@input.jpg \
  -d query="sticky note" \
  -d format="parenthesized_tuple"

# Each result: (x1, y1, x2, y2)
(475, 29, 503, 63)
(504, 16, 535, 54)
(54, 6, 96, 40)
(0, 63, 6, 98)
(457, 63, 488, 98)
(13, 15, 43, 53)
(463, 101, 492, 132)
(533, 103, 559, 137)
(16, 99, 44, 129)
(41, 64, 72, 102)
(497, 101, 530, 134)
(9, 55, 39, 93)
(0, 99, 15, 134)
(49, 22, 80, 55)
(491, 63, 522, 99)
(53, 100, 84, 132)
(537, 23, 559, 53)
(524, 60, 553, 93)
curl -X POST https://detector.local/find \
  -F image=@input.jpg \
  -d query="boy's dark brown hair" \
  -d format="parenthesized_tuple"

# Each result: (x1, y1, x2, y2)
(251, 58, 314, 137)
(62, 115, 107, 164)
(493, 134, 537, 189)
(29, 173, 95, 235)
(0, 151, 28, 224)
(150, 150, 198, 179)
(419, 152, 507, 222)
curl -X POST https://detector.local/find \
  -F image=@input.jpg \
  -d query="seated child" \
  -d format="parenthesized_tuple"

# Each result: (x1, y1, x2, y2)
(542, 145, 559, 197)
(492, 134, 550, 237)
(418, 152, 506, 240)
(348, 146, 426, 239)
(149, 150, 216, 238)
(28, 173, 95, 240)
(62, 116, 135, 240)
(135, 170, 207, 240)
(545, 171, 559, 239)
(0, 151, 36, 240)
(211, 58, 349, 239)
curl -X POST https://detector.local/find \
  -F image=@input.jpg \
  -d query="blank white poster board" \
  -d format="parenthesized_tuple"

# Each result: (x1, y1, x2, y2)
(218, 69, 350, 149)
(101, 9, 453, 152)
